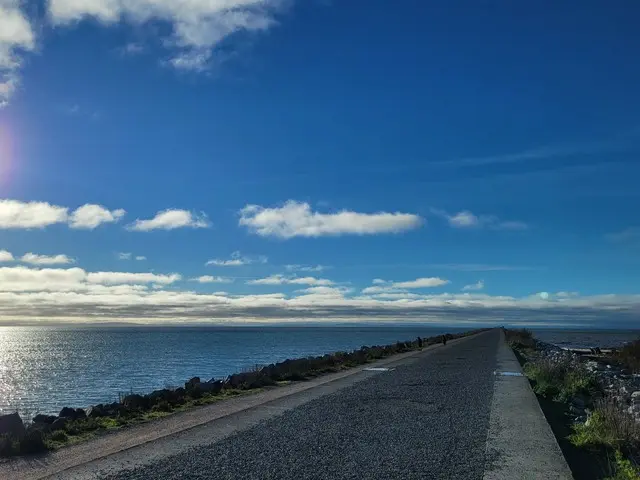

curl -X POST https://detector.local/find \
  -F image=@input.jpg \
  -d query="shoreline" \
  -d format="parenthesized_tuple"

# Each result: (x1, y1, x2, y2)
(0, 329, 485, 459)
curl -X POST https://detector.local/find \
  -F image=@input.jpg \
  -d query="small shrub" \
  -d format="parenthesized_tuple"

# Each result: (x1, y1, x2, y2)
(505, 328, 535, 349)
(616, 339, 640, 373)
(49, 430, 68, 442)
(606, 450, 640, 480)
(0, 435, 14, 457)
(151, 401, 172, 413)
(570, 398, 640, 451)
(17, 429, 47, 454)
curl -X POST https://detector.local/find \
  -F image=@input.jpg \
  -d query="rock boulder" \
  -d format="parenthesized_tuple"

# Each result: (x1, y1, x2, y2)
(0, 412, 26, 439)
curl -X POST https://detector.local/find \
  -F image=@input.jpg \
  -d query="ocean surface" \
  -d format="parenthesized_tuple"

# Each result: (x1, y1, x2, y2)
(0, 326, 638, 418)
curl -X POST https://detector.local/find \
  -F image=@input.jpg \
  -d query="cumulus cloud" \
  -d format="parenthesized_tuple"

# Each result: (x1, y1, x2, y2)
(0, 250, 14, 262)
(431, 209, 527, 231)
(20, 253, 75, 265)
(247, 274, 334, 286)
(0, 199, 69, 229)
(0, 0, 36, 106)
(206, 251, 267, 267)
(239, 201, 423, 238)
(47, 0, 287, 72)
(462, 280, 484, 291)
(128, 209, 210, 231)
(191, 275, 234, 284)
(69, 204, 126, 229)
(0, 199, 127, 229)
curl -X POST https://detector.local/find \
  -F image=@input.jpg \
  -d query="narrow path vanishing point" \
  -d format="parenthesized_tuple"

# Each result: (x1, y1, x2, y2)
(1, 330, 572, 480)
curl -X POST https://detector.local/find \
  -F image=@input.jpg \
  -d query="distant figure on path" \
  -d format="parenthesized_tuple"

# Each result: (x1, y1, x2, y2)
(417, 336, 423, 348)
(442, 335, 447, 346)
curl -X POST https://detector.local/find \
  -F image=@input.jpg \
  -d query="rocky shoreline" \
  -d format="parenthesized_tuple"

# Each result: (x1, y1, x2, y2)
(534, 339, 640, 425)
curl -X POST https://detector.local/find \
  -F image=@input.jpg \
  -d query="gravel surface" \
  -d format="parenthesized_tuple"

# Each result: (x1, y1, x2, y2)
(103, 330, 499, 480)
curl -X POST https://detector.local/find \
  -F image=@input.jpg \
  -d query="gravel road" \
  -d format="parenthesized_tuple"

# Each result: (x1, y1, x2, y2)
(103, 330, 499, 480)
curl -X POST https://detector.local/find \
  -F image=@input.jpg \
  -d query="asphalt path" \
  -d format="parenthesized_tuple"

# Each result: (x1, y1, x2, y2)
(103, 330, 500, 480)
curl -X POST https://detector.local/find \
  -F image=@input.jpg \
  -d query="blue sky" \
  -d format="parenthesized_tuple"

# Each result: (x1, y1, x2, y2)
(0, 0, 639, 327)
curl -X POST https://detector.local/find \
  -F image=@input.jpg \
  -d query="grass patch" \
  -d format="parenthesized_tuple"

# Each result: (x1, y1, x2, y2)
(523, 356, 599, 402)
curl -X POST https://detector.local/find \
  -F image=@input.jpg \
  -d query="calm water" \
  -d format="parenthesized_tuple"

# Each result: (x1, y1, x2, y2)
(0, 326, 459, 417)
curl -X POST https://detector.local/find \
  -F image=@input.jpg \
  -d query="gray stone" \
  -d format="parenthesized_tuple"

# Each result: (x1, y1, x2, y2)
(199, 380, 224, 394)
(0, 412, 26, 439)
(33, 414, 57, 425)
(50, 417, 68, 432)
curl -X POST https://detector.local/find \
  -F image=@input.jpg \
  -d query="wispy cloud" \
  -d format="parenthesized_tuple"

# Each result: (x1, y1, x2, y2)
(0, 0, 35, 106)
(431, 209, 528, 231)
(462, 280, 484, 291)
(240, 201, 423, 238)
(48, 0, 289, 72)
(285, 264, 328, 272)
(118, 252, 132, 260)
(135, 256, 146, 261)
(247, 274, 334, 286)
(206, 251, 267, 267)
(190, 275, 234, 284)
(128, 209, 210, 231)
(362, 277, 450, 294)
(606, 227, 640, 244)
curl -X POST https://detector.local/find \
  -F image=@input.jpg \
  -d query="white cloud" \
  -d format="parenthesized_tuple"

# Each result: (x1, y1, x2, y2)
(247, 274, 334, 286)
(462, 280, 484, 291)
(48, 0, 286, 72)
(0, 265, 636, 328)
(20, 253, 75, 265)
(362, 277, 449, 294)
(392, 277, 450, 289)
(191, 275, 234, 284)
(0, 0, 35, 106)
(128, 209, 210, 231)
(0, 199, 69, 229)
(431, 209, 528, 231)
(285, 264, 327, 272)
(135, 256, 146, 261)
(118, 252, 132, 260)
(206, 251, 267, 267)
(239, 201, 423, 238)
(87, 271, 181, 285)
(0, 250, 14, 262)
(69, 204, 126, 229)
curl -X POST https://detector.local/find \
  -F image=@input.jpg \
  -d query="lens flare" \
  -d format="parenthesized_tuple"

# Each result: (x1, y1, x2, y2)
(0, 124, 14, 187)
